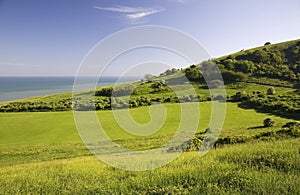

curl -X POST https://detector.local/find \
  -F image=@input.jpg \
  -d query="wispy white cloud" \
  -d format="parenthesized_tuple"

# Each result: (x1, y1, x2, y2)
(94, 5, 165, 24)
(126, 9, 163, 19)
(94, 6, 144, 13)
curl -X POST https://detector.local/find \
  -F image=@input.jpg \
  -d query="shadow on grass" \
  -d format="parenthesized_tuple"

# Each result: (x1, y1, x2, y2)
(247, 126, 265, 130)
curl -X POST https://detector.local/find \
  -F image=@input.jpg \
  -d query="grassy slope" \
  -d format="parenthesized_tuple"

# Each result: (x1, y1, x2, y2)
(0, 139, 299, 194)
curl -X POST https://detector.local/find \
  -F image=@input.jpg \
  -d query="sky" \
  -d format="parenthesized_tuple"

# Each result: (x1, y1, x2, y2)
(0, 0, 300, 76)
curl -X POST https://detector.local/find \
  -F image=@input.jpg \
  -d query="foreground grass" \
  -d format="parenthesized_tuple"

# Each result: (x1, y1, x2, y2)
(0, 139, 299, 194)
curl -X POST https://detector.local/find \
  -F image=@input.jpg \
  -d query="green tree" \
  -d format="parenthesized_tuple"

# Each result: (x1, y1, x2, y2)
(185, 67, 202, 81)
(222, 70, 247, 83)
(235, 60, 255, 73)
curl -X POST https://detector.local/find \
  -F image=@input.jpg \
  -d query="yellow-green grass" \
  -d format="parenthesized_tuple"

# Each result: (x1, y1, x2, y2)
(0, 139, 299, 194)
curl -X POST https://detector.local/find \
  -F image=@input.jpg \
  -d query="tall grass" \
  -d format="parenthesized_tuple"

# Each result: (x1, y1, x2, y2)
(0, 139, 299, 194)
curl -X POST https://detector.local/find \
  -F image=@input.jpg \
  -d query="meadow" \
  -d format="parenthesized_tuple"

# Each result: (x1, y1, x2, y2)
(0, 102, 299, 194)
(0, 139, 299, 194)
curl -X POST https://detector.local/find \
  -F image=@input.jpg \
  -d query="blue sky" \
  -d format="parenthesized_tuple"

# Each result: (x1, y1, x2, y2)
(0, 0, 300, 76)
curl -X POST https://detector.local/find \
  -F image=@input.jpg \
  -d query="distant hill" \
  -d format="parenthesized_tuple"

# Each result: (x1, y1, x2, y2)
(159, 39, 300, 86)
(216, 39, 300, 82)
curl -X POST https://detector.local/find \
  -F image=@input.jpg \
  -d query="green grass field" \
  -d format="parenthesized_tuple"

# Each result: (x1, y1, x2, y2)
(0, 101, 299, 194)
(0, 139, 299, 194)
(0, 102, 290, 145)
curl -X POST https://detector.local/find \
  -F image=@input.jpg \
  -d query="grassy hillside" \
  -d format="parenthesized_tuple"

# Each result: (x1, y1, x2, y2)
(216, 39, 300, 82)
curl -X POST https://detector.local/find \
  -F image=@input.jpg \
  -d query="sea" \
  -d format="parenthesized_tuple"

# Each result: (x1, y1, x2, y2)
(0, 76, 141, 102)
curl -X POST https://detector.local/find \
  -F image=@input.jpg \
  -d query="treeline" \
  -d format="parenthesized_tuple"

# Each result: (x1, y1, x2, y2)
(1, 87, 299, 116)
(95, 81, 171, 97)
(75, 94, 205, 111)
(0, 94, 207, 112)
(0, 99, 73, 112)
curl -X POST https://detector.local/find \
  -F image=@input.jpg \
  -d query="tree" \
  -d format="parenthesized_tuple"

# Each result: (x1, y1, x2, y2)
(185, 67, 202, 81)
(223, 59, 235, 70)
(221, 70, 247, 83)
(264, 42, 271, 46)
(235, 60, 255, 73)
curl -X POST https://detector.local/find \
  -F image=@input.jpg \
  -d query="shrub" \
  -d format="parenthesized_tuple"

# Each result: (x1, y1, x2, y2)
(263, 118, 275, 127)
(267, 87, 276, 95)
(221, 70, 247, 83)
(95, 87, 113, 96)
(282, 121, 300, 128)
(231, 91, 248, 102)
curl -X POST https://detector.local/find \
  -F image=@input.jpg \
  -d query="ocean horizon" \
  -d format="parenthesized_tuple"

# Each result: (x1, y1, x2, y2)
(0, 76, 141, 102)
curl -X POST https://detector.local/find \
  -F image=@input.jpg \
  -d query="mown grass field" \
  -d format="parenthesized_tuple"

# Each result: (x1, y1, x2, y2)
(0, 101, 299, 194)
(0, 102, 290, 145)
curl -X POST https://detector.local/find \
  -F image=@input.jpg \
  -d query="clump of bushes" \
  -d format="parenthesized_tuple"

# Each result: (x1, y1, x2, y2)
(263, 118, 275, 127)
(168, 124, 300, 153)
(231, 91, 249, 102)
(282, 121, 300, 128)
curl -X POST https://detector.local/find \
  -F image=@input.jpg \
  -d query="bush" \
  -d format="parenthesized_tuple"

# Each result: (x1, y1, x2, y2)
(282, 121, 300, 128)
(231, 91, 249, 102)
(95, 87, 112, 96)
(221, 70, 247, 83)
(267, 87, 276, 95)
(263, 118, 275, 127)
